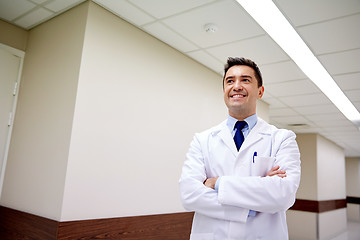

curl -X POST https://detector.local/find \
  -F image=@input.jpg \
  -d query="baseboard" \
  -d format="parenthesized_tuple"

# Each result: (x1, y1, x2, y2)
(290, 198, 347, 213)
(0, 206, 194, 240)
(0, 206, 58, 240)
(2, 197, 354, 239)
(57, 212, 194, 240)
(347, 196, 360, 204)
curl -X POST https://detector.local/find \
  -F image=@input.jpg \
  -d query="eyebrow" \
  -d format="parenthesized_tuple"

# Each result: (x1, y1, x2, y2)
(225, 74, 253, 80)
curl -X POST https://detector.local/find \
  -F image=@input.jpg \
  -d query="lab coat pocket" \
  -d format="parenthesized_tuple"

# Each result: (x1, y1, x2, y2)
(190, 232, 214, 240)
(251, 156, 275, 177)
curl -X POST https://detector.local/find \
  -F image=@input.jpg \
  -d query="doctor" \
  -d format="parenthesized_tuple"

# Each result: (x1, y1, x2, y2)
(179, 57, 301, 240)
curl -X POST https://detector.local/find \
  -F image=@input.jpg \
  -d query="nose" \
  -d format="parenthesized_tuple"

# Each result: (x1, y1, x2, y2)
(233, 80, 243, 90)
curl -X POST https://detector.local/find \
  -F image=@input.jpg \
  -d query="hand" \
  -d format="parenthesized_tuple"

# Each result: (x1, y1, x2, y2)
(266, 165, 286, 178)
(203, 177, 219, 190)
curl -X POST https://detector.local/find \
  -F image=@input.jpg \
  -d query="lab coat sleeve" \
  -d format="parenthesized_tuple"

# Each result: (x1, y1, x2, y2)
(218, 130, 301, 214)
(179, 134, 249, 223)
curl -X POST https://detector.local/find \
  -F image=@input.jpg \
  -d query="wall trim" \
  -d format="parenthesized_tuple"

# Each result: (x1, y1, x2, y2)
(0, 206, 194, 240)
(290, 198, 347, 213)
(0, 205, 58, 240)
(347, 196, 360, 204)
(3, 198, 354, 239)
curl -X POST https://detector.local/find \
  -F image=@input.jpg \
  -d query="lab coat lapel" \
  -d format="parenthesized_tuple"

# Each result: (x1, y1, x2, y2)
(217, 123, 238, 157)
(240, 119, 268, 152)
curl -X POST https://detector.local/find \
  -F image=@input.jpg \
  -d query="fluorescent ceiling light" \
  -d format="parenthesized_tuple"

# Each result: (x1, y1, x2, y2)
(236, 0, 360, 127)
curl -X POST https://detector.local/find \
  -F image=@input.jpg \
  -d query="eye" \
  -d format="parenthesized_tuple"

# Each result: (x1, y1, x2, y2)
(226, 79, 234, 84)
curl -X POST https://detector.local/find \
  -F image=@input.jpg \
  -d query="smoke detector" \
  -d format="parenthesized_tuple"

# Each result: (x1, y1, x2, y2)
(204, 23, 218, 33)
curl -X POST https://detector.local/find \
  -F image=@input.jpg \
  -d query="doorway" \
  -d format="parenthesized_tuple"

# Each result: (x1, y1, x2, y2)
(0, 43, 24, 198)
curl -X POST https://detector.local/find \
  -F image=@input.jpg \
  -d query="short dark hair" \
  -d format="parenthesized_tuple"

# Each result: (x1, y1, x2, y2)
(223, 57, 263, 87)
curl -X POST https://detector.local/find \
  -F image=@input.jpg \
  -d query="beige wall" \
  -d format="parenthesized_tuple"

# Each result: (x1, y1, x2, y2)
(257, 100, 269, 122)
(346, 157, 360, 221)
(346, 157, 360, 197)
(0, 2, 88, 220)
(295, 133, 318, 200)
(0, 20, 28, 51)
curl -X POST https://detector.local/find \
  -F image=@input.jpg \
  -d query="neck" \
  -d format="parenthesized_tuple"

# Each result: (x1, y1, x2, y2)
(229, 111, 256, 121)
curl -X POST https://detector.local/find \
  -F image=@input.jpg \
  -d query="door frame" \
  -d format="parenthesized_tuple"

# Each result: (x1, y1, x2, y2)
(0, 43, 25, 199)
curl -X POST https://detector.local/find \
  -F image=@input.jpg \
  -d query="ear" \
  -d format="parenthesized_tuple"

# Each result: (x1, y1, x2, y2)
(257, 86, 264, 99)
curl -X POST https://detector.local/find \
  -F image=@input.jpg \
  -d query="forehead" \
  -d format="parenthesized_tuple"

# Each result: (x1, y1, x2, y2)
(225, 65, 255, 78)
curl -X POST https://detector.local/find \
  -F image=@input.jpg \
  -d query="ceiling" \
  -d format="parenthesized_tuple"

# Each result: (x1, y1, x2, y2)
(0, 0, 359, 157)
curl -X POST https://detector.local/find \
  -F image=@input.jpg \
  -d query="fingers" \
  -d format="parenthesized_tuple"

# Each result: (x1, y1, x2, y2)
(266, 165, 287, 178)
(204, 177, 218, 189)
(271, 165, 280, 171)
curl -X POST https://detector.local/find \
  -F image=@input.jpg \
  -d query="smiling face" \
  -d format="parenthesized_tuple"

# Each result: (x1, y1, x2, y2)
(223, 65, 264, 120)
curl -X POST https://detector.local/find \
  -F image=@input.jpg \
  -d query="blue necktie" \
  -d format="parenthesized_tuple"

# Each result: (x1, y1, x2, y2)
(234, 121, 247, 151)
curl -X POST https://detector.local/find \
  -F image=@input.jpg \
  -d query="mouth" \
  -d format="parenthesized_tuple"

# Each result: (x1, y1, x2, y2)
(230, 93, 246, 98)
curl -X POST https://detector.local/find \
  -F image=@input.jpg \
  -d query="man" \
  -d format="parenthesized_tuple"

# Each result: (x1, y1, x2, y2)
(179, 57, 301, 240)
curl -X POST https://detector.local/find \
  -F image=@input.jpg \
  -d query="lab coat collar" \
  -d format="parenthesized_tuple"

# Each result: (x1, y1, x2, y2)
(213, 118, 272, 157)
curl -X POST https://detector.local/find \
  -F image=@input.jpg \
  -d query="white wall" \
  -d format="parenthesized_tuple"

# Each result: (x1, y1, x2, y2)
(59, 2, 229, 221)
(317, 135, 346, 200)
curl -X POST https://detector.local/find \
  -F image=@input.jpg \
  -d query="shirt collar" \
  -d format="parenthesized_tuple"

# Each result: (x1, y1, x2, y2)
(227, 114, 258, 131)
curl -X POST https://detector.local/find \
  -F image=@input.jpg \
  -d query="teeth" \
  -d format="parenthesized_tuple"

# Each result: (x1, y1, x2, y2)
(232, 94, 245, 97)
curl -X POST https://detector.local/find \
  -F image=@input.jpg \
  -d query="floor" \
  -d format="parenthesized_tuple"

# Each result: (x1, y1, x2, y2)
(330, 221, 360, 240)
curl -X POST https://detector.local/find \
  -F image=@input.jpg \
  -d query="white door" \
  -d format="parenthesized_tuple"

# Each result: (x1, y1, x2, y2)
(0, 44, 24, 196)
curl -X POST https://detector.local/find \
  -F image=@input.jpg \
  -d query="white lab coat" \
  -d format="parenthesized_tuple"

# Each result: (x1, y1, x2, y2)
(179, 118, 301, 240)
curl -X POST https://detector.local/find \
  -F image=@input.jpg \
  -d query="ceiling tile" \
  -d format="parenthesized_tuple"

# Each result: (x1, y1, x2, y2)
(206, 35, 289, 66)
(292, 127, 322, 134)
(162, 0, 264, 48)
(294, 104, 340, 115)
(279, 93, 331, 107)
(332, 126, 360, 136)
(262, 97, 287, 108)
(297, 14, 360, 55)
(305, 112, 347, 122)
(45, 0, 84, 12)
(269, 107, 299, 117)
(260, 61, 307, 84)
(270, 115, 310, 125)
(353, 101, 360, 111)
(333, 72, 360, 91)
(31, 0, 48, 4)
(0, 0, 35, 21)
(94, 0, 155, 26)
(274, 0, 360, 26)
(265, 79, 320, 97)
(319, 49, 360, 75)
(186, 50, 223, 74)
(143, 22, 199, 52)
(344, 89, 360, 102)
(129, 0, 215, 19)
(14, 7, 53, 29)
(316, 118, 351, 128)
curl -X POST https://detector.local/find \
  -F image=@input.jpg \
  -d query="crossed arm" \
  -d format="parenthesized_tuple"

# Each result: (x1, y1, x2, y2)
(204, 165, 287, 189)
